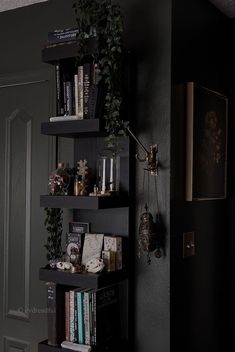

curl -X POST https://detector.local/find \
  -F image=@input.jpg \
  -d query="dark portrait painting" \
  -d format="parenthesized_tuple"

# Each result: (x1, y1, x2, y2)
(186, 83, 228, 201)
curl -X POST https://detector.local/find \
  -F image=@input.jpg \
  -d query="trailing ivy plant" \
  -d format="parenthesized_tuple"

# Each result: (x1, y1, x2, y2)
(44, 207, 63, 261)
(73, 0, 129, 149)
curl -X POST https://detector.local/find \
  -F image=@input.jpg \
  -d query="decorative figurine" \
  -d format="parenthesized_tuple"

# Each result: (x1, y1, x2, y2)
(56, 261, 72, 270)
(74, 159, 89, 196)
(85, 258, 105, 273)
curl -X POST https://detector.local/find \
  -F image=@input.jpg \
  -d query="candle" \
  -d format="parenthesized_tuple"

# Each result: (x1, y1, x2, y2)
(101, 157, 106, 194)
(110, 157, 114, 191)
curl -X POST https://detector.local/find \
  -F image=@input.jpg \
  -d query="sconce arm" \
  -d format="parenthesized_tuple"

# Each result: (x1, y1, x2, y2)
(127, 127, 149, 154)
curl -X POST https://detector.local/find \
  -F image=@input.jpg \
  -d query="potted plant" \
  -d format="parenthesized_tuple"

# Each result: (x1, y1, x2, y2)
(73, 0, 129, 147)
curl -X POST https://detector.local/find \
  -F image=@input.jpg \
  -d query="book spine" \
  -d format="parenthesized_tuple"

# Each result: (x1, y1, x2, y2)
(74, 74, 79, 117)
(63, 81, 67, 115)
(77, 291, 85, 344)
(88, 84, 98, 119)
(77, 66, 84, 119)
(89, 291, 93, 345)
(84, 291, 91, 345)
(91, 291, 95, 345)
(55, 64, 64, 116)
(65, 291, 70, 341)
(93, 291, 97, 345)
(46, 282, 57, 346)
(115, 237, 122, 270)
(49, 115, 79, 122)
(102, 250, 116, 271)
(83, 63, 90, 119)
(74, 290, 78, 342)
(48, 33, 77, 45)
(65, 81, 73, 116)
(69, 290, 75, 342)
(104, 236, 122, 270)
(47, 28, 79, 44)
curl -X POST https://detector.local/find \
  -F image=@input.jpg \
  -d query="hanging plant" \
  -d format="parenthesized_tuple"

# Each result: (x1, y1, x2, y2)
(73, 0, 129, 148)
(44, 207, 63, 262)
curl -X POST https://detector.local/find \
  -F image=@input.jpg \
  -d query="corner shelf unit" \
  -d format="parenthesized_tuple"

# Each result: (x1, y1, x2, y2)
(39, 267, 128, 289)
(42, 38, 97, 64)
(38, 339, 128, 352)
(39, 37, 133, 352)
(40, 194, 129, 209)
(41, 119, 105, 138)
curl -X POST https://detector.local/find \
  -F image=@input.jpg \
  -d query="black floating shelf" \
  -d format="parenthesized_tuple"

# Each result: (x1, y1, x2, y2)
(40, 195, 129, 209)
(42, 38, 97, 63)
(41, 119, 105, 138)
(39, 340, 129, 352)
(39, 268, 128, 289)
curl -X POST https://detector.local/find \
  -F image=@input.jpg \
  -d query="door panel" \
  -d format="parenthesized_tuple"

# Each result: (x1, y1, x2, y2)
(0, 70, 54, 351)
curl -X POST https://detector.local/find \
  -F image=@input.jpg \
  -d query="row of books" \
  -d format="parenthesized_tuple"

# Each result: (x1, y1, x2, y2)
(53, 62, 103, 122)
(46, 27, 97, 46)
(65, 285, 120, 346)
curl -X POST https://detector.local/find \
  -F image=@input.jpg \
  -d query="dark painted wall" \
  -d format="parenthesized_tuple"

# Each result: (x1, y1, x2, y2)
(228, 19, 235, 350)
(0, 1, 171, 351)
(171, 1, 230, 351)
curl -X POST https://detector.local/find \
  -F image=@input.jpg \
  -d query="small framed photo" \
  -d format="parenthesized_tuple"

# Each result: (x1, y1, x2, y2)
(185, 82, 228, 201)
(69, 221, 90, 234)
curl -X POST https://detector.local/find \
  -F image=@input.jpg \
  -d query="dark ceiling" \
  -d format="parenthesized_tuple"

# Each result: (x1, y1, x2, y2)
(209, 0, 235, 17)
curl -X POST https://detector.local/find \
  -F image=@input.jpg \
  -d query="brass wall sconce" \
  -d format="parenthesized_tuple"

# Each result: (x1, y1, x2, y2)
(127, 127, 159, 176)
(127, 127, 165, 263)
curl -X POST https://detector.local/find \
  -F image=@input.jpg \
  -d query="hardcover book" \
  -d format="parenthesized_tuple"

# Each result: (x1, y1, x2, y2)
(47, 28, 79, 45)
(66, 232, 85, 257)
(104, 236, 122, 270)
(77, 65, 84, 119)
(77, 289, 86, 344)
(55, 63, 64, 116)
(65, 291, 70, 341)
(94, 284, 121, 346)
(102, 250, 116, 272)
(46, 282, 67, 346)
(83, 63, 91, 118)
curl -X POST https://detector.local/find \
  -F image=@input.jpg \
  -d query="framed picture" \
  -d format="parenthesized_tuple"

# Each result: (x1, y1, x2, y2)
(81, 233, 104, 265)
(185, 82, 228, 201)
(69, 221, 90, 234)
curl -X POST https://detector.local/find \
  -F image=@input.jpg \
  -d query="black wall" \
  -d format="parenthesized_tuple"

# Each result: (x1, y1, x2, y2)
(3, 0, 233, 351)
(171, 1, 230, 351)
(0, 1, 171, 351)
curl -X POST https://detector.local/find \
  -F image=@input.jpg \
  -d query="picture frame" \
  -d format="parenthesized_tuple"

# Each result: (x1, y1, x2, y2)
(69, 221, 90, 234)
(185, 82, 228, 201)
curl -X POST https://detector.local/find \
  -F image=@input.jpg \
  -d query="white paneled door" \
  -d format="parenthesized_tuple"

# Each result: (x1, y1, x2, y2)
(0, 69, 54, 352)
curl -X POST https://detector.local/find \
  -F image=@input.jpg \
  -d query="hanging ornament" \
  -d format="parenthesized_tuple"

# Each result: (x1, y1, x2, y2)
(137, 170, 163, 264)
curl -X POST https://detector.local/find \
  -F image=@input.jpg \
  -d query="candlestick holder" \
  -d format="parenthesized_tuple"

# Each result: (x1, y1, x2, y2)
(97, 153, 120, 195)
